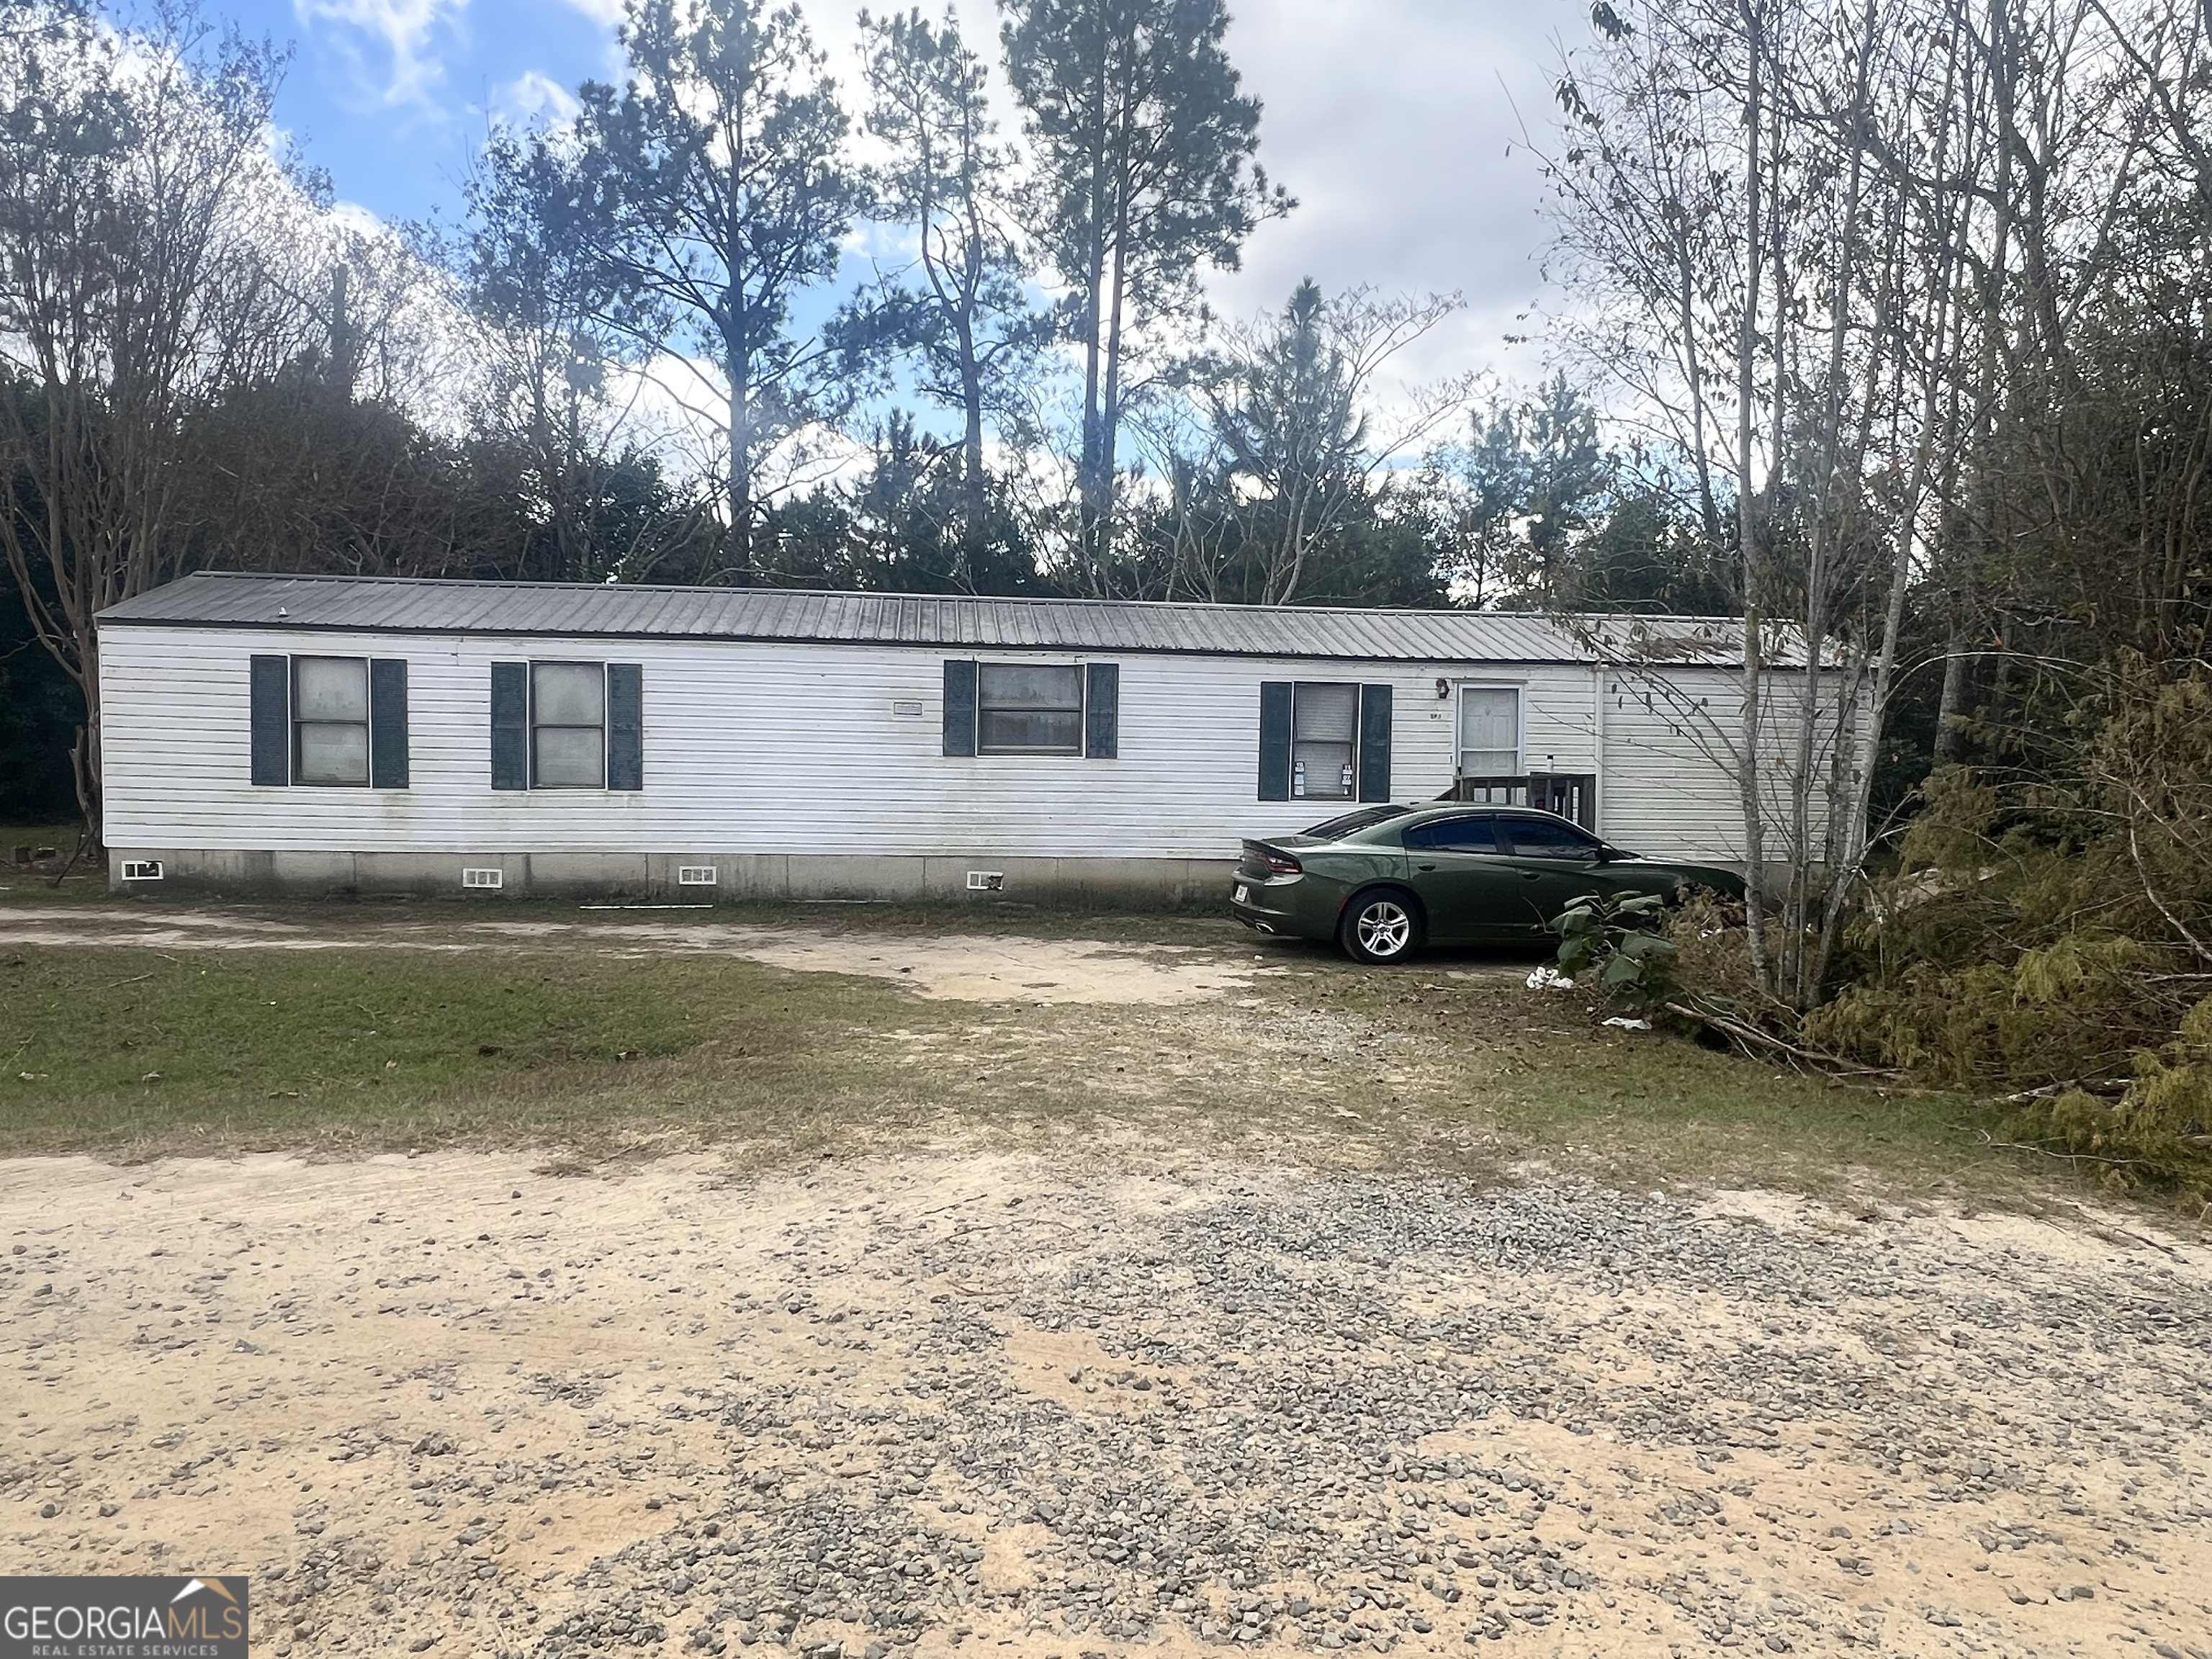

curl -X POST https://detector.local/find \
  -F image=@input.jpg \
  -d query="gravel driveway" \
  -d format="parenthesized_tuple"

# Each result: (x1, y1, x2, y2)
(4, 1151, 2208, 1659)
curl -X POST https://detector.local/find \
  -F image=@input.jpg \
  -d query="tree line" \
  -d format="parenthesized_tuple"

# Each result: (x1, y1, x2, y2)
(12, 0, 2212, 1197)
(1550, 0, 2212, 1190)
(0, 0, 1709, 823)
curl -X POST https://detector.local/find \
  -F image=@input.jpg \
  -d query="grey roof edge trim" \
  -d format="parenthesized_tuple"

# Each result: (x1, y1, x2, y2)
(92, 610, 1651, 667)
(94, 569, 1840, 668)
(96, 567, 1756, 628)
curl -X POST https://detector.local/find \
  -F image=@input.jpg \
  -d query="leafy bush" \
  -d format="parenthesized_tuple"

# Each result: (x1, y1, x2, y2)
(1551, 891, 1678, 1012)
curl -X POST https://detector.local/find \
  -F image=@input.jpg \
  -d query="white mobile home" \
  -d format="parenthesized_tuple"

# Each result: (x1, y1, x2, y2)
(96, 572, 1802, 904)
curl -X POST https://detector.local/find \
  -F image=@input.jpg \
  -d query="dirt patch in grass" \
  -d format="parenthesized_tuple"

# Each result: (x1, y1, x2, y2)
(0, 904, 1263, 1004)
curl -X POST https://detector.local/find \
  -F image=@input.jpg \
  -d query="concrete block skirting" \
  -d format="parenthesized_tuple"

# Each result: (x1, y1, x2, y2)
(107, 849, 1236, 909)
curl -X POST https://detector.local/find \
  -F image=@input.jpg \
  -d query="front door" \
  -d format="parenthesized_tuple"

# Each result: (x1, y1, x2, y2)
(1401, 814, 1524, 943)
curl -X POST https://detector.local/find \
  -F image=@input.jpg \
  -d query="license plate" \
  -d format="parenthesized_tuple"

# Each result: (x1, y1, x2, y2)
(1233, 884, 1251, 904)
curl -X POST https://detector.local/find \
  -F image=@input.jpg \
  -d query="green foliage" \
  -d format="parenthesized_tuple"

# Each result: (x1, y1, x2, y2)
(755, 414, 1044, 594)
(572, 0, 871, 576)
(1002, 0, 1287, 545)
(1552, 890, 1678, 1012)
(1805, 680, 2212, 1195)
(0, 549, 78, 819)
(836, 4, 1049, 522)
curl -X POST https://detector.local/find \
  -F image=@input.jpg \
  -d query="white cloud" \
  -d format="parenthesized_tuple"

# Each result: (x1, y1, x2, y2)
(1210, 0, 1578, 386)
(557, 0, 628, 26)
(294, 0, 468, 107)
(328, 197, 390, 238)
(491, 68, 582, 128)
(810, 0, 1575, 390)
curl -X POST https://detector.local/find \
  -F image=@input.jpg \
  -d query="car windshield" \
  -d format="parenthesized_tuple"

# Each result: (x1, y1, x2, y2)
(1300, 804, 1412, 840)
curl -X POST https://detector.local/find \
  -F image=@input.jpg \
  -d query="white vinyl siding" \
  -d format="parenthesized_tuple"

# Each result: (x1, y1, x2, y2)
(96, 624, 1818, 866)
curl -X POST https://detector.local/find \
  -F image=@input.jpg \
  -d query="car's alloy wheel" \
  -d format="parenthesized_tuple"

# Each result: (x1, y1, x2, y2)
(1343, 892, 1419, 963)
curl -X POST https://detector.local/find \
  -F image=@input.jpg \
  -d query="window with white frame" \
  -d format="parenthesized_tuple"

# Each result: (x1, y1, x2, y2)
(977, 664, 1083, 755)
(532, 661, 607, 788)
(1457, 685, 1521, 777)
(1291, 682, 1360, 799)
(292, 657, 371, 786)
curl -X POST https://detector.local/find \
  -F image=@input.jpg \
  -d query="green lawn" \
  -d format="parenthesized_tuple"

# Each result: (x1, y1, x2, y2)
(0, 944, 934, 1159)
(0, 900, 2050, 1212)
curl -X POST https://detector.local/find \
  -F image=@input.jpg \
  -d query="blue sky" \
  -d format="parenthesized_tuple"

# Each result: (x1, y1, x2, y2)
(228, 0, 1580, 388)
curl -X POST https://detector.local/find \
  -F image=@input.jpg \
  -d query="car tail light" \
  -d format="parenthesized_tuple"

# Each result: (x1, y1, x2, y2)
(1244, 840, 1302, 876)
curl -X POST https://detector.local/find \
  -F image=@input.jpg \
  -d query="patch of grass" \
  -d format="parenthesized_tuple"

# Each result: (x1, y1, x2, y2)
(901, 940, 2041, 1209)
(0, 822, 104, 904)
(0, 913, 2053, 1214)
(1254, 950, 2028, 1206)
(0, 879, 1233, 932)
(0, 945, 950, 1159)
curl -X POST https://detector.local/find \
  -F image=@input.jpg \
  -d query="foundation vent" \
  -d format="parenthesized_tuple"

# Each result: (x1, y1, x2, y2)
(461, 867, 504, 890)
(677, 866, 718, 886)
(120, 859, 164, 881)
(966, 871, 1005, 892)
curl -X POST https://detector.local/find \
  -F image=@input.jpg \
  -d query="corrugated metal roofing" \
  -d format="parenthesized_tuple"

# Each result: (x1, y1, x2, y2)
(96, 570, 1797, 666)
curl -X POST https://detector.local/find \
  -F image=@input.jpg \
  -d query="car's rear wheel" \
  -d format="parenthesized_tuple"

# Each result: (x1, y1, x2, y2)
(1339, 888, 1424, 965)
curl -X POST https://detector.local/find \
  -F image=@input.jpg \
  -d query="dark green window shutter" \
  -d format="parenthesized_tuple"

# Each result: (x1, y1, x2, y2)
(1358, 683, 1394, 802)
(490, 662, 528, 791)
(943, 660, 977, 757)
(1258, 681, 1293, 800)
(1084, 662, 1120, 759)
(250, 655, 289, 786)
(607, 662, 644, 791)
(369, 659, 409, 788)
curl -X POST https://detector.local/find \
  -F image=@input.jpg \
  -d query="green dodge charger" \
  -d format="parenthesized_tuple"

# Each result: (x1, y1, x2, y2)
(1229, 802, 1746, 964)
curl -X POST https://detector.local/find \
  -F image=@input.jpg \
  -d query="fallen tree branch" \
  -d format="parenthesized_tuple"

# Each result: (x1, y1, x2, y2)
(1999, 1079, 2131, 1105)
(2066, 1202, 2185, 1260)
(1660, 1002, 1903, 1076)
(2126, 815, 2212, 968)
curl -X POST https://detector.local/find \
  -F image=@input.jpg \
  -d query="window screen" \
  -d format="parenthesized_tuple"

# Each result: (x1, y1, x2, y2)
(293, 657, 369, 786)
(978, 664, 1083, 755)
(533, 662, 607, 788)
(1504, 815, 1603, 860)
(1459, 686, 1521, 777)
(1292, 683, 1359, 800)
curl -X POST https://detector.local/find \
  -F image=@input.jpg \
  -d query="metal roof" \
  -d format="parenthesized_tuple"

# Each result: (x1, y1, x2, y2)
(96, 570, 1794, 667)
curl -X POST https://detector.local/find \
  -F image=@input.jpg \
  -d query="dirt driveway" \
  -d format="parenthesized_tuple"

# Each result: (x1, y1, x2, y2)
(0, 904, 1297, 1005)
(6, 1144, 2209, 1659)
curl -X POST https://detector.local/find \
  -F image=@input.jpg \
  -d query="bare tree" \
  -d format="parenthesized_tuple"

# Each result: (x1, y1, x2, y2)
(1545, 0, 2002, 1007)
(0, 1, 307, 827)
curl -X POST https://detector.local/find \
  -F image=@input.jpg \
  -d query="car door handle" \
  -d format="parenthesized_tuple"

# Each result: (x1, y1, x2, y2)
(1416, 862, 1437, 871)
(1521, 871, 1542, 881)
